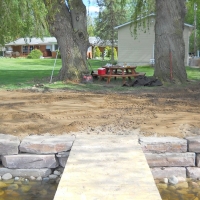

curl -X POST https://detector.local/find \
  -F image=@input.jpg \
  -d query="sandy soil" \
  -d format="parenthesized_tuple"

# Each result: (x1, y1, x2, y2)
(0, 84, 200, 139)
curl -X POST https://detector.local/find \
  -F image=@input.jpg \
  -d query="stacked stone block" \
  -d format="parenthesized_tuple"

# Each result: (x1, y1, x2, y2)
(139, 136, 200, 179)
(0, 134, 74, 178)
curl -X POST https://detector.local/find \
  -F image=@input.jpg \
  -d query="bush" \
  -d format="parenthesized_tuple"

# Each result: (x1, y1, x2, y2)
(94, 46, 101, 58)
(55, 50, 61, 59)
(104, 47, 117, 59)
(27, 49, 43, 59)
(113, 48, 118, 60)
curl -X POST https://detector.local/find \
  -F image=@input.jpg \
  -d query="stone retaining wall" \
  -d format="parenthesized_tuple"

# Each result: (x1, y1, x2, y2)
(0, 134, 74, 181)
(139, 136, 200, 179)
(2, 134, 200, 181)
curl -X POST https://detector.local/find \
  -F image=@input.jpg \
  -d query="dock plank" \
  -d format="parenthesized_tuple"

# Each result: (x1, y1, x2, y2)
(54, 135, 161, 200)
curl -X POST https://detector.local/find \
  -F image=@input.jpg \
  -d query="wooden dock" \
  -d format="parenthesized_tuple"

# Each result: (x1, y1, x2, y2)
(54, 134, 161, 200)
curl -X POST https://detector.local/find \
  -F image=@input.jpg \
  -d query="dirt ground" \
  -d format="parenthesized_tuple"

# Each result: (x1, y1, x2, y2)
(1, 83, 200, 139)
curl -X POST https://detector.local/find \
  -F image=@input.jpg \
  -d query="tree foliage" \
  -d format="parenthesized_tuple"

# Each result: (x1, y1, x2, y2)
(0, 0, 48, 45)
(185, 1, 200, 54)
(94, 0, 127, 40)
(94, 46, 101, 57)
(0, 0, 196, 83)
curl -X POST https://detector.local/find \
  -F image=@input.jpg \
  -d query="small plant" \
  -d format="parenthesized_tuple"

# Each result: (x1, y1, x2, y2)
(94, 46, 101, 58)
(27, 49, 43, 59)
(114, 48, 118, 60)
(55, 50, 61, 58)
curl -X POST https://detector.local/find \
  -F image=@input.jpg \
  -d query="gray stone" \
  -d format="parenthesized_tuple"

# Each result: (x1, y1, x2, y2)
(2, 173, 12, 180)
(23, 179, 29, 185)
(151, 167, 186, 179)
(168, 176, 179, 185)
(196, 154, 200, 167)
(56, 167, 64, 173)
(1, 154, 59, 169)
(187, 167, 200, 179)
(0, 134, 20, 155)
(177, 177, 186, 182)
(30, 176, 36, 180)
(139, 137, 187, 153)
(56, 151, 70, 158)
(36, 176, 42, 181)
(186, 136, 200, 153)
(14, 177, 20, 181)
(42, 177, 49, 183)
(58, 157, 68, 167)
(159, 178, 168, 184)
(56, 178, 61, 184)
(54, 170, 61, 176)
(19, 135, 74, 154)
(49, 174, 58, 179)
(0, 168, 52, 177)
(145, 153, 195, 167)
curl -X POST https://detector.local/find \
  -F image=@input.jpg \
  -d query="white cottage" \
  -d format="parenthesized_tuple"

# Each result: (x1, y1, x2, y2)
(115, 14, 193, 66)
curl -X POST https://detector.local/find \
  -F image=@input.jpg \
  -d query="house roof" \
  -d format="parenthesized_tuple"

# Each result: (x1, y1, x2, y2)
(115, 13, 194, 29)
(5, 37, 57, 46)
(6, 36, 118, 47)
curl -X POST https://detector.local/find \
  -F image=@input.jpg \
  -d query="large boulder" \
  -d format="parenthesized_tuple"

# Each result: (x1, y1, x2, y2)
(151, 167, 186, 179)
(56, 151, 70, 167)
(0, 167, 52, 177)
(139, 137, 187, 153)
(145, 153, 195, 167)
(186, 136, 200, 153)
(1, 154, 59, 169)
(0, 134, 20, 155)
(186, 167, 200, 179)
(19, 135, 75, 154)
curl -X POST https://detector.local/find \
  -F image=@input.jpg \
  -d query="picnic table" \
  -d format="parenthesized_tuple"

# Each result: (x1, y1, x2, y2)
(98, 65, 146, 84)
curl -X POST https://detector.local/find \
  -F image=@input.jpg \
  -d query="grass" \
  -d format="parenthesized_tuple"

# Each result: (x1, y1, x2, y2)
(0, 58, 61, 89)
(0, 58, 199, 91)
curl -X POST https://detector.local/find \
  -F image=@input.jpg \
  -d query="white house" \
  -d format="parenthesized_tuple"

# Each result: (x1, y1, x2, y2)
(115, 14, 193, 66)
(5, 37, 58, 57)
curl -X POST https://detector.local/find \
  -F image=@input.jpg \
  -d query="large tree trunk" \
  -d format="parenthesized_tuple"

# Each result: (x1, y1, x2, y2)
(154, 0, 187, 83)
(48, 0, 89, 81)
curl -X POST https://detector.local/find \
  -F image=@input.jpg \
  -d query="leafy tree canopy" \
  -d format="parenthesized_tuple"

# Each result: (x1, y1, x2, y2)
(0, 0, 50, 45)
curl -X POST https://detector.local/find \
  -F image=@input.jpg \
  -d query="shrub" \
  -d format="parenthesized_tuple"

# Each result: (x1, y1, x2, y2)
(55, 50, 61, 59)
(113, 48, 118, 60)
(94, 46, 101, 58)
(27, 49, 43, 59)
(104, 47, 117, 59)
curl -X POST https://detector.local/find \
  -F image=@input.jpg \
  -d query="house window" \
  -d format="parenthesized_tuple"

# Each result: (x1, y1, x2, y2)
(23, 46, 34, 54)
(55, 45, 59, 50)
(46, 45, 52, 51)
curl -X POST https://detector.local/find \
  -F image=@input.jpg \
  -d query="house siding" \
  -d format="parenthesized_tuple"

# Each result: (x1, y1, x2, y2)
(118, 18, 155, 66)
(117, 17, 192, 66)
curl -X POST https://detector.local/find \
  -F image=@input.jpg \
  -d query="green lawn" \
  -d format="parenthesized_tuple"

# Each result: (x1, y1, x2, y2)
(0, 58, 61, 89)
(0, 58, 199, 91)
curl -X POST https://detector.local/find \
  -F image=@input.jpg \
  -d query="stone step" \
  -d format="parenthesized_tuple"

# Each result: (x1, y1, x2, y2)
(20, 134, 75, 154)
(145, 152, 195, 167)
(186, 136, 200, 153)
(0, 167, 52, 177)
(0, 134, 20, 155)
(139, 137, 187, 153)
(151, 167, 186, 179)
(1, 154, 59, 169)
(186, 167, 200, 179)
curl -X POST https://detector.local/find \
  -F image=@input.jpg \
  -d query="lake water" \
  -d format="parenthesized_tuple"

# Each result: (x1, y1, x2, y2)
(0, 179, 58, 200)
(156, 178, 200, 200)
